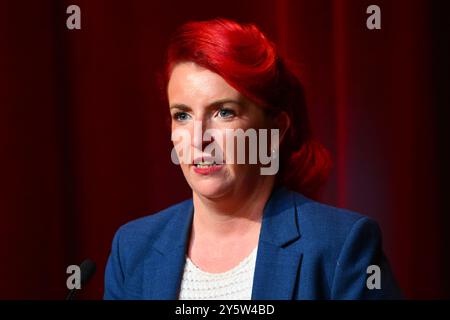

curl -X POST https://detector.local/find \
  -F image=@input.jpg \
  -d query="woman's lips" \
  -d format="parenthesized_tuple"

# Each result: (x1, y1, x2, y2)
(192, 163, 224, 175)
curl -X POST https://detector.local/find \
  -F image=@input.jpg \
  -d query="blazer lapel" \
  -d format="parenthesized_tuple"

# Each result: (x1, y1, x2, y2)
(143, 200, 194, 299)
(251, 187, 303, 299)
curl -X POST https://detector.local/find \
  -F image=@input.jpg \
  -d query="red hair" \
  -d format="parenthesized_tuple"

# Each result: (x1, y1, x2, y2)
(164, 18, 332, 200)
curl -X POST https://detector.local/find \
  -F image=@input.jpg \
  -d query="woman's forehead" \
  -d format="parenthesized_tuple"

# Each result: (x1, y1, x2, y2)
(167, 62, 241, 106)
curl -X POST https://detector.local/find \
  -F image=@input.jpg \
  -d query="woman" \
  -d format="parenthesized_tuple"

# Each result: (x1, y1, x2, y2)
(104, 18, 402, 300)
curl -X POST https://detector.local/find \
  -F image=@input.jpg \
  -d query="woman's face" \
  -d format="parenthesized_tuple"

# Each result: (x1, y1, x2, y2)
(167, 62, 275, 199)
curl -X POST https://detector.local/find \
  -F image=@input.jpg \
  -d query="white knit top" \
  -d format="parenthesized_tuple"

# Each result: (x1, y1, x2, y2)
(178, 246, 258, 300)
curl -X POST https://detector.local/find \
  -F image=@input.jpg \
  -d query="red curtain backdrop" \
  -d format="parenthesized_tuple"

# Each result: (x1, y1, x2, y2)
(1, 0, 449, 299)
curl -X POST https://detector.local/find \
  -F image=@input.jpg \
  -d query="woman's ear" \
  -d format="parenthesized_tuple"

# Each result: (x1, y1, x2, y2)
(274, 111, 291, 144)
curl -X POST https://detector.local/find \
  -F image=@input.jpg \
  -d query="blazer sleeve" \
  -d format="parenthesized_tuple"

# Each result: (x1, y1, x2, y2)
(330, 217, 403, 299)
(103, 228, 126, 300)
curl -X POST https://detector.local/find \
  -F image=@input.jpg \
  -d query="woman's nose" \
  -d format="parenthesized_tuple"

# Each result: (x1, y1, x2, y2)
(191, 120, 214, 151)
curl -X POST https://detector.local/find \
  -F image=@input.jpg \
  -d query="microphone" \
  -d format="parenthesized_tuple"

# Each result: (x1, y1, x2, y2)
(65, 259, 97, 300)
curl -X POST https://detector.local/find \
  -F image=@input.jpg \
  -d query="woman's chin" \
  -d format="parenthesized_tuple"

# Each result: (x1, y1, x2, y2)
(190, 179, 232, 199)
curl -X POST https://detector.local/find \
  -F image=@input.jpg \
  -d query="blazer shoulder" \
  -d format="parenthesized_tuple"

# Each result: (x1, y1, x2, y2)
(291, 191, 380, 249)
(114, 198, 192, 249)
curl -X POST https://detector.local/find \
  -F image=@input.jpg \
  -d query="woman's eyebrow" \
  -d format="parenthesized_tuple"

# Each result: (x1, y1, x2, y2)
(207, 98, 242, 108)
(170, 99, 244, 111)
(169, 104, 191, 111)
(204, 98, 249, 113)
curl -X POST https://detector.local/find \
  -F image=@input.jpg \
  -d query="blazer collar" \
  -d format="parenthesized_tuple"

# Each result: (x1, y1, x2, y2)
(258, 186, 301, 246)
(153, 199, 194, 254)
(251, 186, 303, 299)
(144, 186, 303, 299)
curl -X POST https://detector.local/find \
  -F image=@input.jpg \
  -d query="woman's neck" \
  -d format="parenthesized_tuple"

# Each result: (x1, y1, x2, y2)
(191, 178, 275, 242)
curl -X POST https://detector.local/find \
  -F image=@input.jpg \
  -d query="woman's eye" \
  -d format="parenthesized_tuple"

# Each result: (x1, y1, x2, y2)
(173, 112, 191, 121)
(217, 108, 235, 119)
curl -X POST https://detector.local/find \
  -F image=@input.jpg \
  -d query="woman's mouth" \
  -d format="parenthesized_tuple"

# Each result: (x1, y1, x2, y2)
(192, 161, 224, 175)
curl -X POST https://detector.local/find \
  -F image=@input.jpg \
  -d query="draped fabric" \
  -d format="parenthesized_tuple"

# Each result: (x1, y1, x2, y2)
(1, 0, 448, 299)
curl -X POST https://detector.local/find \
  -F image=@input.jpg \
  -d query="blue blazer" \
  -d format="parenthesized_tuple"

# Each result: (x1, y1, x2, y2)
(104, 186, 402, 299)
